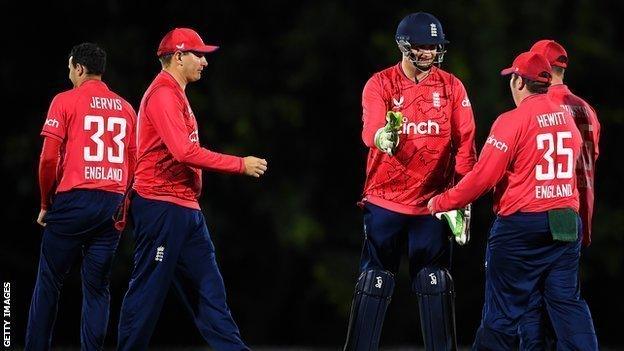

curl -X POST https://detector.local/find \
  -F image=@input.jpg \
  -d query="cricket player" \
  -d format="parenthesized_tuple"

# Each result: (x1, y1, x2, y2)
(519, 39, 601, 350)
(428, 51, 598, 350)
(343, 12, 476, 350)
(116, 27, 267, 351)
(26, 43, 137, 350)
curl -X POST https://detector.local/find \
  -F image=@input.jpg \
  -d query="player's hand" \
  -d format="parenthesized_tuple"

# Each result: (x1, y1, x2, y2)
(435, 204, 472, 245)
(374, 111, 403, 156)
(243, 156, 268, 178)
(37, 209, 47, 227)
(427, 196, 438, 215)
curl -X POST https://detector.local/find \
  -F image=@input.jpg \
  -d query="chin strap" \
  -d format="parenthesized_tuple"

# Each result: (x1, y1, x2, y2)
(397, 39, 446, 71)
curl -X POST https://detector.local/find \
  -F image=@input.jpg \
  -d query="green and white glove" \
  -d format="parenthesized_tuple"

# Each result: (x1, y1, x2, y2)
(374, 111, 403, 156)
(435, 204, 472, 245)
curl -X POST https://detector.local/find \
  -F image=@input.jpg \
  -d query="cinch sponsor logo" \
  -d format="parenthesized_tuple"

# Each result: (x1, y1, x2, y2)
(375, 276, 383, 288)
(486, 135, 508, 152)
(189, 130, 199, 142)
(461, 97, 471, 107)
(429, 273, 438, 285)
(45, 118, 59, 128)
(401, 118, 440, 135)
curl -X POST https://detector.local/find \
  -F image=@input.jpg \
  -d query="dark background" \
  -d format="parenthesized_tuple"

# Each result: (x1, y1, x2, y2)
(1, 0, 622, 349)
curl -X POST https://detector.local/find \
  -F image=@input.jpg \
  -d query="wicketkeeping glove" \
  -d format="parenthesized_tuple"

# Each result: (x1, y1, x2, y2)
(435, 204, 472, 245)
(374, 111, 403, 156)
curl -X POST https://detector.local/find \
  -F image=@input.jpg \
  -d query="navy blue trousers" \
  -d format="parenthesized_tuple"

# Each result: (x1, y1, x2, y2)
(360, 202, 450, 287)
(472, 212, 598, 351)
(25, 189, 122, 351)
(117, 195, 249, 351)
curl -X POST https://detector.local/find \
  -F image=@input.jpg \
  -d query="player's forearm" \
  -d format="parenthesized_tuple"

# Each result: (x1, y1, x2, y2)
(38, 138, 61, 210)
(435, 153, 504, 212)
(179, 144, 244, 174)
(454, 146, 477, 177)
(452, 117, 477, 176)
(362, 128, 377, 148)
(361, 77, 388, 148)
(362, 115, 387, 148)
(126, 147, 137, 188)
(434, 173, 492, 212)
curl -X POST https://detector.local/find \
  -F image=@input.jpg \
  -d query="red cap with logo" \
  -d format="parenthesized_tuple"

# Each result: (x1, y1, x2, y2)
(157, 27, 219, 57)
(530, 39, 568, 68)
(500, 51, 552, 83)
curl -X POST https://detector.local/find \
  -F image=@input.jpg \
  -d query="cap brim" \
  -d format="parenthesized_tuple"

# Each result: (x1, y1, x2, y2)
(500, 67, 516, 76)
(552, 62, 567, 69)
(195, 45, 219, 53)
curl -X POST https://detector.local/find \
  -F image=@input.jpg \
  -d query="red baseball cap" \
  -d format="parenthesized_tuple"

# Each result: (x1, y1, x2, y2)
(500, 51, 552, 83)
(157, 27, 219, 57)
(530, 39, 568, 68)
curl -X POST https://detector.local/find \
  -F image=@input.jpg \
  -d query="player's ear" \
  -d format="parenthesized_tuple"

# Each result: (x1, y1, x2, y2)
(174, 51, 184, 66)
(510, 74, 524, 90)
(518, 77, 526, 91)
(76, 64, 85, 77)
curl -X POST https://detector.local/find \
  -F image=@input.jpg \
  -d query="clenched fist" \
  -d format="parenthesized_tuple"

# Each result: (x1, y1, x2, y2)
(243, 156, 268, 177)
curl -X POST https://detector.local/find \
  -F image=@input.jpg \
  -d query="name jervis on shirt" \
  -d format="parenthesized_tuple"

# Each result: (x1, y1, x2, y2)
(89, 96, 123, 111)
(84, 166, 123, 182)
(536, 111, 568, 128)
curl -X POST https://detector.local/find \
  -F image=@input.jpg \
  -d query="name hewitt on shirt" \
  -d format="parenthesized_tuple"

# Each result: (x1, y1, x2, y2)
(84, 166, 123, 181)
(536, 111, 568, 128)
(89, 97, 123, 111)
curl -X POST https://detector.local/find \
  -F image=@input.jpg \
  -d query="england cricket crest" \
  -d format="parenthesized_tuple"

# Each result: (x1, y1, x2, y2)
(432, 92, 441, 108)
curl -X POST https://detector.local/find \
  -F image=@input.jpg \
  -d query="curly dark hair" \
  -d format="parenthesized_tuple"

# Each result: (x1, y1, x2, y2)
(513, 73, 550, 94)
(68, 43, 106, 75)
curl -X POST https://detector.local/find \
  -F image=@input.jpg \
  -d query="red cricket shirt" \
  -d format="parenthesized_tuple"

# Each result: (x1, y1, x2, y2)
(549, 84, 600, 245)
(361, 64, 477, 215)
(432, 93, 583, 215)
(133, 71, 244, 209)
(40, 79, 136, 204)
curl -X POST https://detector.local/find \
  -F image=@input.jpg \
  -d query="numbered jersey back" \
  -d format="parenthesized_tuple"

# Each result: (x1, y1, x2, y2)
(41, 80, 136, 195)
(488, 94, 583, 215)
